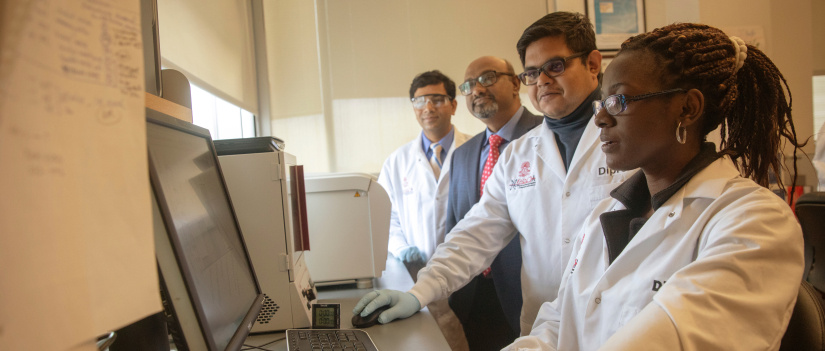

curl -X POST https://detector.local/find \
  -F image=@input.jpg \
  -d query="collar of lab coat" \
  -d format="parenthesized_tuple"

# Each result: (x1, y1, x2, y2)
(603, 156, 743, 265)
(609, 156, 741, 215)
(610, 142, 721, 212)
(611, 156, 740, 239)
(677, 156, 741, 203)
(531, 114, 600, 181)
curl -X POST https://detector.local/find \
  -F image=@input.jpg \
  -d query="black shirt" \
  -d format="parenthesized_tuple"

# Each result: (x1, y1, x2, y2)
(543, 88, 601, 171)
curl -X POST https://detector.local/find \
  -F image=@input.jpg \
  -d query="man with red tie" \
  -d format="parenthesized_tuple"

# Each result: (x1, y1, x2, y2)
(446, 56, 542, 350)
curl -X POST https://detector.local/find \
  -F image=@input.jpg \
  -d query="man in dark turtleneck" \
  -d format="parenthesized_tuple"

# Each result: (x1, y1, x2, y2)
(543, 88, 601, 170)
(352, 12, 635, 338)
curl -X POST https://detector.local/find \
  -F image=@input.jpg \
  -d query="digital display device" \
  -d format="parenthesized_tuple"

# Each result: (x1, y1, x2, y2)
(311, 304, 340, 329)
(147, 108, 264, 351)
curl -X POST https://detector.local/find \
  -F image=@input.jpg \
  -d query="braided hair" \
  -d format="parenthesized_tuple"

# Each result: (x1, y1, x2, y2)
(619, 23, 804, 190)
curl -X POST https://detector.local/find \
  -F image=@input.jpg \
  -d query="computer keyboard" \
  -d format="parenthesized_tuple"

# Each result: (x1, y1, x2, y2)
(286, 329, 379, 351)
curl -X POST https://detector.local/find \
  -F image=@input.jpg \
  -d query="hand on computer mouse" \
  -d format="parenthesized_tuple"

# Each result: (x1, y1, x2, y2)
(352, 289, 421, 324)
(351, 305, 391, 328)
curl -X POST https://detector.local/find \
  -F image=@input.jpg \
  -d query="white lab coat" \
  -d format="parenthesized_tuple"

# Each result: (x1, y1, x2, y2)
(409, 118, 634, 333)
(509, 157, 804, 351)
(378, 128, 470, 261)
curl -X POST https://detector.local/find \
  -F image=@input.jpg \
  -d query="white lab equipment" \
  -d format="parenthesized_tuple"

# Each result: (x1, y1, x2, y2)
(214, 137, 317, 333)
(303, 173, 391, 288)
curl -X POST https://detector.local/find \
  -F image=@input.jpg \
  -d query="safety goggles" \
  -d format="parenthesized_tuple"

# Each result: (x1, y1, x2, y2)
(411, 94, 452, 110)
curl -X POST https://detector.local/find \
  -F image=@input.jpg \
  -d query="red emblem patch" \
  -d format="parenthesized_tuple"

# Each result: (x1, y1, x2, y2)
(519, 162, 531, 177)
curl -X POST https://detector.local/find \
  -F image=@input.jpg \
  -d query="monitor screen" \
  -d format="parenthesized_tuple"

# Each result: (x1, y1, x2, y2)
(147, 109, 263, 351)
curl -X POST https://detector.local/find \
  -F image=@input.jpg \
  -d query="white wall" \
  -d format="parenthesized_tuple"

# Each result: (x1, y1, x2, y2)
(265, 0, 547, 173)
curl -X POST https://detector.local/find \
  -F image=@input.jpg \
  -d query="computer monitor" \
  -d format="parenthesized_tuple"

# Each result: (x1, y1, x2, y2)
(147, 108, 264, 351)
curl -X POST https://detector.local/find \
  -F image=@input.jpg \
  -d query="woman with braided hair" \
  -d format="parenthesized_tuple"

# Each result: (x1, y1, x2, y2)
(504, 23, 805, 351)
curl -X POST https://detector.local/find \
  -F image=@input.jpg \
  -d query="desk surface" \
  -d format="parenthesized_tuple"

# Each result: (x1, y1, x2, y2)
(244, 257, 450, 351)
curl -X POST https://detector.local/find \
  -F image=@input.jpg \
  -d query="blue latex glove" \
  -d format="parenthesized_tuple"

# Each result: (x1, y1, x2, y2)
(399, 246, 425, 264)
(352, 289, 421, 324)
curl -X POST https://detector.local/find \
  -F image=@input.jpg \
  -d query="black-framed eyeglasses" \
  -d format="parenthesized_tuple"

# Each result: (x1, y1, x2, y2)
(517, 52, 588, 85)
(411, 94, 452, 110)
(592, 88, 687, 116)
(458, 71, 515, 96)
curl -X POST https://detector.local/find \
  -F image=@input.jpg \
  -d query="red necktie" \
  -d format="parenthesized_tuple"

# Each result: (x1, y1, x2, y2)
(480, 134, 503, 196)
(480, 134, 503, 277)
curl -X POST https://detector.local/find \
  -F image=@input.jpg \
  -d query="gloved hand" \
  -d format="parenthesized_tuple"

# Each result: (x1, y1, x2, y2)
(399, 246, 425, 264)
(352, 289, 421, 324)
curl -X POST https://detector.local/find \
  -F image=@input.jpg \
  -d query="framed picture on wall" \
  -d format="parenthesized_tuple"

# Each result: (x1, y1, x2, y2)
(586, 0, 646, 50)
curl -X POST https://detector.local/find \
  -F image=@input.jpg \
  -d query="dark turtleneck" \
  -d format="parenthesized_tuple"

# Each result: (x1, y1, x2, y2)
(543, 88, 601, 170)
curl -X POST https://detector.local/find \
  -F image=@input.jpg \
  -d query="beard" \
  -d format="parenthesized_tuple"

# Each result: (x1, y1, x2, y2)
(472, 97, 499, 119)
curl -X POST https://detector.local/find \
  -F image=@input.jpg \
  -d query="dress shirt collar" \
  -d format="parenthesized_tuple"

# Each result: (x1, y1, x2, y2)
(484, 106, 525, 146)
(421, 126, 455, 157)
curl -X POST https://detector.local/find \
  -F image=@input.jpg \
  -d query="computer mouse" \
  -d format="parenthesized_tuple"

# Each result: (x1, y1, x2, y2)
(351, 305, 391, 328)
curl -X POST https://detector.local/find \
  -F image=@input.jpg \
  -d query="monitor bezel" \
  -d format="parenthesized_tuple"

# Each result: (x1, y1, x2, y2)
(147, 108, 264, 351)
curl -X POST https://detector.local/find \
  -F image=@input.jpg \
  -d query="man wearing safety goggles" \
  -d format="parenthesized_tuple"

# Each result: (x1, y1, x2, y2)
(377, 70, 470, 275)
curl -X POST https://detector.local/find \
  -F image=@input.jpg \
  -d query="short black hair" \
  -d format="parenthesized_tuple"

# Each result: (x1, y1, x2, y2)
(516, 12, 597, 67)
(409, 70, 456, 100)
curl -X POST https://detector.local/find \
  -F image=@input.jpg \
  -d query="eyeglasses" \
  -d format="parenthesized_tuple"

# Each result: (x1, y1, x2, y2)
(517, 52, 589, 85)
(592, 88, 687, 116)
(411, 94, 452, 110)
(458, 71, 515, 96)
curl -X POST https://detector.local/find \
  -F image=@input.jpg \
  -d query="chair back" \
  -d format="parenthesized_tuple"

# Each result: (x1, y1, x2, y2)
(780, 281, 825, 351)
(795, 192, 825, 286)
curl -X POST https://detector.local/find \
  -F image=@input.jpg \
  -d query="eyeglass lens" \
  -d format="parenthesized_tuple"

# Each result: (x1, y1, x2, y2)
(518, 52, 585, 86)
(593, 89, 687, 116)
(412, 94, 450, 109)
(459, 72, 499, 95)
(592, 96, 628, 116)
(519, 59, 565, 85)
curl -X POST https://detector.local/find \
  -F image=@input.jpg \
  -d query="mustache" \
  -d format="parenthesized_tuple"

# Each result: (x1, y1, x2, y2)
(472, 94, 496, 107)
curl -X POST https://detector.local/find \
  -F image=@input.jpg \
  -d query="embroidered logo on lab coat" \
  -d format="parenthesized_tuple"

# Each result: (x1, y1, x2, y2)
(519, 162, 531, 177)
(510, 162, 536, 190)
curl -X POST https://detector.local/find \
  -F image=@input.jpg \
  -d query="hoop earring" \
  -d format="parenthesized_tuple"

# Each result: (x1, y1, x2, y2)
(676, 122, 687, 144)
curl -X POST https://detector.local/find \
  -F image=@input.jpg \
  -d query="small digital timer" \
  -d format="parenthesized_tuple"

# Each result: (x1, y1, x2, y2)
(311, 303, 341, 329)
